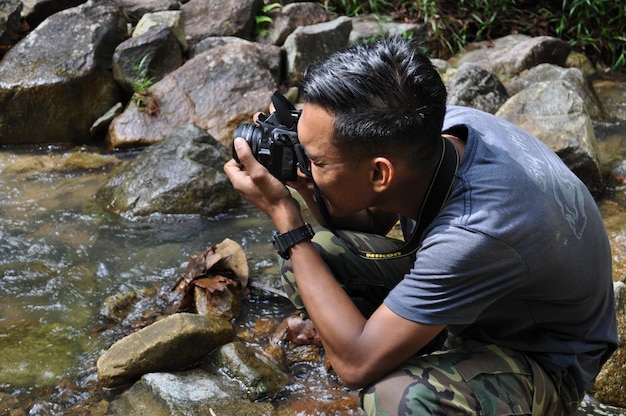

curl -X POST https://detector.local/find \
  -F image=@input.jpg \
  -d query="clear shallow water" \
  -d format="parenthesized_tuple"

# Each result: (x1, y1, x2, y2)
(0, 147, 295, 413)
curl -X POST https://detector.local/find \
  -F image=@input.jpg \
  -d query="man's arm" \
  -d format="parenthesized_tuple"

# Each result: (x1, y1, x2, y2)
(288, 238, 446, 388)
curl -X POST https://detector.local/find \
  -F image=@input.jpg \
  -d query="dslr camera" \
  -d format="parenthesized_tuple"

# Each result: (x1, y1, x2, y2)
(233, 92, 303, 182)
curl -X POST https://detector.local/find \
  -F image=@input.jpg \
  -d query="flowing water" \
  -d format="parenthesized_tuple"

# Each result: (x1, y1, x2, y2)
(0, 76, 625, 415)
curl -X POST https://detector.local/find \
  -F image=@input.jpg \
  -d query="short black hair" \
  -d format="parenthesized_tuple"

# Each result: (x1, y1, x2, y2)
(301, 36, 447, 166)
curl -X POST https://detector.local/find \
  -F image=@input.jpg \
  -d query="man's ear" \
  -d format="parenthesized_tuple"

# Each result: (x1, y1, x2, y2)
(371, 157, 394, 192)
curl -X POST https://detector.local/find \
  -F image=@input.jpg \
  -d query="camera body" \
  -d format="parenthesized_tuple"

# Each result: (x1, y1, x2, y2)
(233, 92, 302, 182)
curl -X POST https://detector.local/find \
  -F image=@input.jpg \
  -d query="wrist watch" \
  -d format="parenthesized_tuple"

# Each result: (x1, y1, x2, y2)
(272, 223, 315, 259)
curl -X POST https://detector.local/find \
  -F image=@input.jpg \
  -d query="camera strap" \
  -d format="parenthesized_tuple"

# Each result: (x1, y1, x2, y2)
(309, 136, 459, 260)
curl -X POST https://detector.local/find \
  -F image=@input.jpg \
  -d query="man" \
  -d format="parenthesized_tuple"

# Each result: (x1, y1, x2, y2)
(224, 36, 617, 415)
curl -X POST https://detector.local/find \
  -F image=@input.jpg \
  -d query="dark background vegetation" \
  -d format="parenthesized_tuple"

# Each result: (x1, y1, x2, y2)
(318, 0, 626, 72)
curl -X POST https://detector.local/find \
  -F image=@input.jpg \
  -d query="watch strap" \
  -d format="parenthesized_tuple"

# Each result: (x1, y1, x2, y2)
(272, 223, 315, 259)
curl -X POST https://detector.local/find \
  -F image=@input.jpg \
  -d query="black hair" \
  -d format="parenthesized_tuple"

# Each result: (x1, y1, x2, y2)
(300, 36, 447, 167)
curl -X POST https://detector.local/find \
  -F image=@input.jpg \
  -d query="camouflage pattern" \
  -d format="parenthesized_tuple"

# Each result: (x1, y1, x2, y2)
(280, 228, 583, 415)
(280, 227, 414, 317)
(361, 335, 583, 415)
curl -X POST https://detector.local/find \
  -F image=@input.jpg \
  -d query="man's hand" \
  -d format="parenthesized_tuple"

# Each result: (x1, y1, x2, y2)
(224, 137, 303, 230)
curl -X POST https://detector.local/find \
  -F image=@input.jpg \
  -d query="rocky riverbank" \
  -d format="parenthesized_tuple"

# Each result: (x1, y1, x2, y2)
(1, 0, 626, 414)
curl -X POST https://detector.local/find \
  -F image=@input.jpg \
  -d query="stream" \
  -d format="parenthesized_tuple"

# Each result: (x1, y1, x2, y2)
(1, 75, 625, 415)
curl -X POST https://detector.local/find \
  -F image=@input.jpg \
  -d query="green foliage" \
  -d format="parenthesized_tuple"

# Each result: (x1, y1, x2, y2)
(255, 3, 282, 37)
(131, 55, 154, 98)
(130, 55, 160, 115)
(318, 0, 625, 71)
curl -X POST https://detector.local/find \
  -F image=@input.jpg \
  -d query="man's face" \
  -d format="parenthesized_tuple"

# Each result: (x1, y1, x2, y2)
(297, 104, 373, 218)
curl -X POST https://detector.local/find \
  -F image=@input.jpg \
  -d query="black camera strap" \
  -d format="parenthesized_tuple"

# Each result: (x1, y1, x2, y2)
(305, 136, 459, 260)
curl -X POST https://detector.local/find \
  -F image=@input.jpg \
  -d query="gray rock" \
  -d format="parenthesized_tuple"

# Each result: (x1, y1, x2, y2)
(203, 341, 289, 401)
(0, 0, 126, 145)
(113, 25, 183, 95)
(182, 0, 263, 47)
(96, 124, 240, 218)
(505, 63, 604, 119)
(260, 2, 329, 46)
(446, 63, 509, 114)
(96, 312, 233, 388)
(107, 38, 281, 149)
(496, 80, 603, 195)
(108, 369, 277, 416)
(283, 16, 353, 85)
(454, 34, 571, 79)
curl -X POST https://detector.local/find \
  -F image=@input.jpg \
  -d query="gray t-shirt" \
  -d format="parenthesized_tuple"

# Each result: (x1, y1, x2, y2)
(385, 106, 617, 391)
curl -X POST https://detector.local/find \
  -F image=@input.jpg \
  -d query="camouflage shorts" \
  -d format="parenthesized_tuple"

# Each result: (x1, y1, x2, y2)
(361, 335, 583, 416)
(279, 228, 583, 415)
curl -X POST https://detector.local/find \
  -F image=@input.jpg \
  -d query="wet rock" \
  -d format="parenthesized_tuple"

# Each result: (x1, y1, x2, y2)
(259, 2, 330, 46)
(107, 38, 281, 149)
(505, 63, 604, 119)
(496, 80, 603, 195)
(202, 341, 289, 401)
(108, 369, 277, 416)
(446, 63, 509, 114)
(0, 0, 22, 46)
(590, 281, 626, 407)
(114, 0, 180, 24)
(181, 0, 262, 48)
(112, 25, 183, 96)
(96, 312, 233, 388)
(96, 124, 240, 218)
(283, 16, 353, 85)
(99, 288, 159, 324)
(453, 34, 571, 79)
(0, 0, 126, 145)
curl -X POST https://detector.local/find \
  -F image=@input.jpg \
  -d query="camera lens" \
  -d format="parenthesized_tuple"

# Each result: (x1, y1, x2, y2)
(233, 123, 261, 162)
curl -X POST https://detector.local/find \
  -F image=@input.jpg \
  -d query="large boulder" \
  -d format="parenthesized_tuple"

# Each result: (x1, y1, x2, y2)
(505, 63, 604, 119)
(496, 80, 603, 195)
(453, 34, 571, 79)
(112, 25, 184, 96)
(181, 0, 263, 48)
(96, 124, 240, 218)
(0, 0, 126, 145)
(107, 37, 282, 149)
(283, 16, 353, 85)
